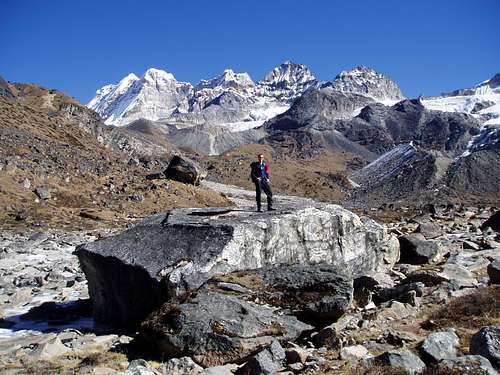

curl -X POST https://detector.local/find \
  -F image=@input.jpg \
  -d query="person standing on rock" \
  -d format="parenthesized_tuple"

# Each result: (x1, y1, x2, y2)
(250, 154, 275, 212)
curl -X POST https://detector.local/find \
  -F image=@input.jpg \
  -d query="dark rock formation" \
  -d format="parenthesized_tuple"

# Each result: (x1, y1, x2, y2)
(488, 261, 500, 284)
(470, 326, 500, 369)
(75, 204, 398, 327)
(398, 234, 445, 265)
(164, 155, 207, 185)
(482, 211, 500, 232)
(140, 291, 310, 367)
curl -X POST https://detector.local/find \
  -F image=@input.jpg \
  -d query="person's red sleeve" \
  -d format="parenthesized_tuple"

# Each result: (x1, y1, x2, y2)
(265, 164, 270, 175)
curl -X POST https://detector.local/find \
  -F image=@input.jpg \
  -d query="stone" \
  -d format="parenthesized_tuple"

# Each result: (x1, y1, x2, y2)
(310, 315, 352, 349)
(416, 222, 443, 239)
(140, 291, 311, 367)
(76, 204, 398, 327)
(80, 209, 114, 221)
(200, 364, 239, 375)
(469, 326, 500, 369)
(488, 261, 500, 284)
(34, 187, 51, 200)
(419, 329, 460, 364)
(482, 211, 500, 232)
(340, 345, 371, 362)
(377, 281, 425, 303)
(375, 350, 426, 375)
(22, 178, 31, 189)
(440, 355, 498, 375)
(160, 357, 203, 375)
(28, 336, 72, 360)
(285, 347, 309, 364)
(462, 240, 481, 251)
(236, 341, 286, 375)
(212, 264, 353, 324)
(398, 234, 445, 264)
(164, 155, 207, 185)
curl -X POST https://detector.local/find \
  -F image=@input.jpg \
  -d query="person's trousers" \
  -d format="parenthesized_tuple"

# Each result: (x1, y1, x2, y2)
(255, 179, 273, 209)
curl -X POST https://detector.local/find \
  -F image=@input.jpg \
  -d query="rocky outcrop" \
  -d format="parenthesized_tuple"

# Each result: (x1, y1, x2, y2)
(164, 155, 207, 185)
(140, 291, 310, 367)
(75, 203, 399, 327)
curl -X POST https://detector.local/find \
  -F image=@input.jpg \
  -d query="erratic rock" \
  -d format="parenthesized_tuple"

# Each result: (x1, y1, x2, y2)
(439, 355, 498, 375)
(488, 261, 500, 284)
(419, 329, 460, 364)
(164, 155, 207, 185)
(76, 203, 398, 327)
(375, 350, 426, 375)
(470, 326, 500, 369)
(398, 234, 445, 264)
(140, 291, 307, 367)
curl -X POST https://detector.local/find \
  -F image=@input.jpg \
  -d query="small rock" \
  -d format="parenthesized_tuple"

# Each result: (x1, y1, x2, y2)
(462, 240, 481, 251)
(28, 336, 72, 360)
(22, 178, 31, 189)
(285, 347, 309, 364)
(398, 234, 445, 264)
(416, 222, 443, 239)
(160, 357, 203, 375)
(236, 341, 286, 375)
(129, 193, 144, 202)
(419, 329, 460, 364)
(375, 350, 426, 375)
(469, 326, 500, 369)
(34, 187, 51, 200)
(200, 364, 239, 375)
(488, 261, 500, 284)
(340, 345, 371, 362)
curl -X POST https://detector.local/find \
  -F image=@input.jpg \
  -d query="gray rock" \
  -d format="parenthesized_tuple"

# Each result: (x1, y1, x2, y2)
(200, 364, 239, 375)
(440, 355, 498, 375)
(419, 329, 460, 364)
(236, 341, 286, 375)
(22, 178, 31, 189)
(212, 264, 353, 324)
(416, 222, 443, 239)
(164, 155, 207, 185)
(75, 203, 398, 327)
(470, 326, 500, 369)
(398, 234, 445, 264)
(340, 345, 371, 362)
(377, 281, 425, 303)
(160, 357, 203, 375)
(285, 347, 309, 364)
(140, 291, 311, 367)
(28, 336, 72, 360)
(488, 261, 500, 284)
(34, 187, 51, 200)
(375, 350, 426, 375)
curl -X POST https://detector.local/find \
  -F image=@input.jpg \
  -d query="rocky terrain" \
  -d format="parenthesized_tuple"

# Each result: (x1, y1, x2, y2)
(0, 181, 499, 374)
(0, 77, 231, 230)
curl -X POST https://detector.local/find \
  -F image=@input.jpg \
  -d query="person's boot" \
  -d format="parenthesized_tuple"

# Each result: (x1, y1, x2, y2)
(268, 206, 276, 211)
(257, 205, 262, 212)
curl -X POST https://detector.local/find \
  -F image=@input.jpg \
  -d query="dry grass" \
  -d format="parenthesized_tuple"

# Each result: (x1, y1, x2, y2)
(425, 285, 500, 355)
(0, 349, 128, 375)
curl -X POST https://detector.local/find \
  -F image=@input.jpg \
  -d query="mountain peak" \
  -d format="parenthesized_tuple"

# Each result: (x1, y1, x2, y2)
(331, 65, 404, 102)
(261, 61, 316, 86)
(143, 68, 176, 82)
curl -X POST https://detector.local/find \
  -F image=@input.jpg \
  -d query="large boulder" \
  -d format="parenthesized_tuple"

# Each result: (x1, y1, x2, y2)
(164, 155, 207, 185)
(75, 203, 399, 327)
(470, 326, 500, 369)
(419, 329, 460, 364)
(140, 290, 310, 367)
(398, 234, 445, 265)
(374, 350, 426, 375)
(482, 211, 500, 232)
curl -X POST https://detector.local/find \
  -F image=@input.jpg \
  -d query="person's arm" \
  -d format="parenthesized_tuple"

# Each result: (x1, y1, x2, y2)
(265, 164, 270, 181)
(250, 163, 259, 181)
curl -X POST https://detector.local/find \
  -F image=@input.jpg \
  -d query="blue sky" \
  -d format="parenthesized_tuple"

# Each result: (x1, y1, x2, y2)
(1, 0, 498, 103)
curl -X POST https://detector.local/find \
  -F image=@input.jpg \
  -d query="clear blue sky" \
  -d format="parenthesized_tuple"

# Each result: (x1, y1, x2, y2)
(1, 0, 498, 103)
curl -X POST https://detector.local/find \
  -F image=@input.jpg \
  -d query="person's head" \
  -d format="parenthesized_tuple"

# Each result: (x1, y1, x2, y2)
(258, 154, 264, 163)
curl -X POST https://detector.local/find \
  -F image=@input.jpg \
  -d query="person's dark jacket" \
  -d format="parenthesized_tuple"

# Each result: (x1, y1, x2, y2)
(250, 161, 270, 183)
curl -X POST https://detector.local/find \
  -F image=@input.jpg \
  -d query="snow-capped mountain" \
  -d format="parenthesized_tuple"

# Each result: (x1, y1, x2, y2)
(88, 62, 404, 130)
(422, 73, 500, 125)
(328, 65, 405, 104)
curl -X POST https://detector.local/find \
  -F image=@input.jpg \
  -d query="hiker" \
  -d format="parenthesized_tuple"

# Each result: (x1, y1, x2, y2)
(250, 154, 275, 212)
